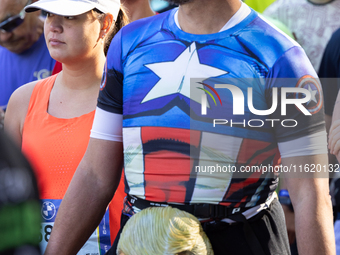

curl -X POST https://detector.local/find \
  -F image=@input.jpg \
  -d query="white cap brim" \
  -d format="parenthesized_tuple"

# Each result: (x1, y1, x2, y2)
(25, 0, 120, 20)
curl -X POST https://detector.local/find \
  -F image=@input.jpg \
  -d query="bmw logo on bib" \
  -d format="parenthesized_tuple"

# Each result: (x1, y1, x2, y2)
(41, 201, 56, 221)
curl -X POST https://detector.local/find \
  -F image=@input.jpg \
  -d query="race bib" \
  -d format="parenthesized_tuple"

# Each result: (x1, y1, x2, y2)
(39, 199, 111, 255)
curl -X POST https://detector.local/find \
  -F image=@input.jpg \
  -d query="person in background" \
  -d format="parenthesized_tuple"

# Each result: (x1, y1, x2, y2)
(4, 0, 128, 253)
(117, 206, 213, 255)
(264, 0, 340, 73)
(0, 130, 41, 255)
(319, 28, 340, 136)
(319, 27, 340, 255)
(122, 0, 154, 21)
(0, 0, 56, 128)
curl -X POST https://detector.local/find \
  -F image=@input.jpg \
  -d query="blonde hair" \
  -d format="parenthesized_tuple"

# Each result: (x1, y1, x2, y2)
(117, 207, 214, 255)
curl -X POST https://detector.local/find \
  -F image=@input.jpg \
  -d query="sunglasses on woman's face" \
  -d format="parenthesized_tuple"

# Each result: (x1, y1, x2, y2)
(0, 0, 31, 33)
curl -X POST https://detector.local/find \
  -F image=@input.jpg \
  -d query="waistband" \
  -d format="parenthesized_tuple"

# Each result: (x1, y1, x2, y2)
(126, 192, 276, 221)
(221, 192, 276, 223)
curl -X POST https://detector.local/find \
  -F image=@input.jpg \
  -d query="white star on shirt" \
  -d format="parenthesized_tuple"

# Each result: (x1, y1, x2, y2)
(142, 42, 228, 104)
(307, 84, 318, 104)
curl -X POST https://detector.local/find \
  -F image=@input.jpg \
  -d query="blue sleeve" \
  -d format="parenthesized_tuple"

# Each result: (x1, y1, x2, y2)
(97, 29, 124, 114)
(267, 46, 325, 143)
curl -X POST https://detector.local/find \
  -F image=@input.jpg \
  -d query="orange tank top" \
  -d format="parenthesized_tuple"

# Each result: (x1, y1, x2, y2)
(22, 74, 125, 244)
(22, 74, 95, 199)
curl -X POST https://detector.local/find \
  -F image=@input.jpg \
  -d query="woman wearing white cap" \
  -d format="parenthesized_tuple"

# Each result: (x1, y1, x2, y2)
(4, 0, 128, 254)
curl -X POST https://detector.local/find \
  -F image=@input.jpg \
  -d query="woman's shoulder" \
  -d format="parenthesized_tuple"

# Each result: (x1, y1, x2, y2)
(4, 80, 41, 145)
(9, 80, 40, 107)
(10, 74, 57, 104)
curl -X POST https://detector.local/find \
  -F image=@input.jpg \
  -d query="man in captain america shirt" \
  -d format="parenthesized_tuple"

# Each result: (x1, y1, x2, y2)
(45, 0, 335, 254)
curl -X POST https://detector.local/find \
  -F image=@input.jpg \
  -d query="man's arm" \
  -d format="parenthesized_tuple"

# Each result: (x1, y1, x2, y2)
(282, 154, 335, 255)
(45, 138, 123, 255)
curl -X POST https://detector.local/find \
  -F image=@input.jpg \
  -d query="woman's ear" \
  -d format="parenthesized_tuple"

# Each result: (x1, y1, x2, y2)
(100, 13, 114, 38)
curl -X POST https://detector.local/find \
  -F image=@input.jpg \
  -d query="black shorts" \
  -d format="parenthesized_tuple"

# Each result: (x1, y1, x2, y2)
(106, 198, 290, 255)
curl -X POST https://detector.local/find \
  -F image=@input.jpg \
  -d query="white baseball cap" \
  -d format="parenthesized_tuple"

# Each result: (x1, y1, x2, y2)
(25, 0, 120, 20)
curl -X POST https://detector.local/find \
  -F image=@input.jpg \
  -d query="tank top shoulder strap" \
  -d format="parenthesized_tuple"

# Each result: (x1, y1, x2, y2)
(26, 74, 58, 116)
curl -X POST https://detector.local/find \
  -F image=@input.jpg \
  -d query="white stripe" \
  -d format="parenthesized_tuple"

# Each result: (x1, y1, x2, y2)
(123, 127, 145, 199)
(90, 107, 123, 142)
(278, 130, 328, 158)
(191, 132, 243, 204)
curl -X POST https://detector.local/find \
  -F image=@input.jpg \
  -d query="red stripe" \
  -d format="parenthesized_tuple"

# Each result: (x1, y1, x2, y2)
(199, 82, 223, 105)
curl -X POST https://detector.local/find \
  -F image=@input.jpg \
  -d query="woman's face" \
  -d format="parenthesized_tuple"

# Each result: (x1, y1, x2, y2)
(44, 11, 102, 64)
